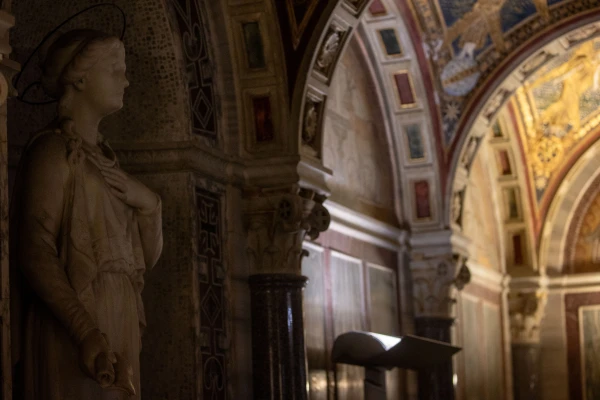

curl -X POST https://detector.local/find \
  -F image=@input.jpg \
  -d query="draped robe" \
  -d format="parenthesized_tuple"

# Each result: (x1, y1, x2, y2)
(10, 129, 163, 400)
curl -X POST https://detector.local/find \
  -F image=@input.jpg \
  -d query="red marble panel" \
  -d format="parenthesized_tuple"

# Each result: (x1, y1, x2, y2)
(252, 96, 274, 142)
(512, 233, 523, 265)
(414, 180, 431, 219)
(565, 292, 600, 400)
(394, 72, 416, 107)
(369, 0, 387, 16)
(498, 150, 512, 176)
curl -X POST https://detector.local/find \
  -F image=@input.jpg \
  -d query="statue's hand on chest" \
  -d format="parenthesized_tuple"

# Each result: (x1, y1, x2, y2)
(88, 152, 158, 213)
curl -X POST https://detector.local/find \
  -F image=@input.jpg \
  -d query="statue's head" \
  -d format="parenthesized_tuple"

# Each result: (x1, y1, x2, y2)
(41, 29, 128, 119)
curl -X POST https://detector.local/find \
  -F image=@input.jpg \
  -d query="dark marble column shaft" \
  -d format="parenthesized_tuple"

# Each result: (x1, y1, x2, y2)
(415, 317, 455, 400)
(249, 273, 308, 400)
(512, 343, 540, 400)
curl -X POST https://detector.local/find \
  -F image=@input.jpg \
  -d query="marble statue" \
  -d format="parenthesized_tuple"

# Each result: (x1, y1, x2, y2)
(10, 29, 163, 400)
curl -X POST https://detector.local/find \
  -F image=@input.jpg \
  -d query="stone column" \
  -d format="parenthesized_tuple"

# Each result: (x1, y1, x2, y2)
(410, 250, 471, 400)
(244, 187, 330, 400)
(508, 289, 547, 400)
(0, 6, 16, 399)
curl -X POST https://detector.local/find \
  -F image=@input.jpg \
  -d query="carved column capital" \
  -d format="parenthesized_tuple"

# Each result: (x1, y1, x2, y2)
(508, 290, 547, 344)
(411, 253, 471, 318)
(244, 186, 330, 274)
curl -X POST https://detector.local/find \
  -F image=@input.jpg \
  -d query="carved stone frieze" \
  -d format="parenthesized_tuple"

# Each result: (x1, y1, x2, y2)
(313, 22, 349, 82)
(508, 290, 548, 344)
(459, 135, 480, 172)
(316, 29, 342, 71)
(411, 254, 470, 318)
(303, 99, 318, 145)
(301, 91, 326, 157)
(244, 187, 330, 275)
(451, 188, 465, 228)
(483, 89, 510, 123)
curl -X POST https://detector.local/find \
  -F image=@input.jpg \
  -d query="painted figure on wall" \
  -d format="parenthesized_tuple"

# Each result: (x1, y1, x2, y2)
(443, 0, 508, 56)
(10, 30, 163, 400)
(530, 41, 600, 136)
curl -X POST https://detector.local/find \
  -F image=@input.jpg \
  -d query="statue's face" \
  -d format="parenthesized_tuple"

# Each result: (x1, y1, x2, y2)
(80, 44, 129, 116)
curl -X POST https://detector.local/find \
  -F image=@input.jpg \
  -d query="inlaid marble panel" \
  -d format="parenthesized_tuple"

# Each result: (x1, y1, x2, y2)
(368, 265, 400, 400)
(483, 303, 504, 400)
(579, 305, 600, 400)
(302, 244, 327, 400)
(462, 296, 484, 400)
(331, 252, 366, 400)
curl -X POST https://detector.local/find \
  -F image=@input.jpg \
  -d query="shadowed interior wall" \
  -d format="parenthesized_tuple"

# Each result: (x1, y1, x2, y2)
(7, 1, 231, 399)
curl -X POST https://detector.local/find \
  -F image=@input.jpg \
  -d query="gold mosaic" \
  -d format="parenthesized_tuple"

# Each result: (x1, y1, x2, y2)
(516, 39, 600, 197)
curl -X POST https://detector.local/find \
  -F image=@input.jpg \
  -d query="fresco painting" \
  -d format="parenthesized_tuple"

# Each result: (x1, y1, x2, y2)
(517, 39, 600, 200)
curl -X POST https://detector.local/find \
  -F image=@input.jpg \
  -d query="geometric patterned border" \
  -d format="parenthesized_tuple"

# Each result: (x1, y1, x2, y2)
(169, 0, 218, 140)
(196, 188, 226, 399)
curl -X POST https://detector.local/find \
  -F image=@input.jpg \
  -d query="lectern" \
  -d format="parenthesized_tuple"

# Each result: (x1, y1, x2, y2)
(332, 331, 461, 400)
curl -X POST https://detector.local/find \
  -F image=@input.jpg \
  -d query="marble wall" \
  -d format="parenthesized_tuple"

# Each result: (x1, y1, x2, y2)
(302, 230, 403, 399)
(463, 152, 502, 271)
(323, 39, 398, 225)
(540, 291, 569, 400)
(455, 284, 505, 400)
(536, 287, 600, 400)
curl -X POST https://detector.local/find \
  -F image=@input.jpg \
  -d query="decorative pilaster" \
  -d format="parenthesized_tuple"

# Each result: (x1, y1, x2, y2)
(508, 289, 547, 400)
(410, 250, 470, 400)
(244, 187, 330, 400)
(0, 7, 15, 400)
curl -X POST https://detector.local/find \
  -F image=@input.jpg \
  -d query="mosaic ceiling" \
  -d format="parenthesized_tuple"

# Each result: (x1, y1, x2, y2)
(409, 0, 599, 151)
(516, 38, 600, 201)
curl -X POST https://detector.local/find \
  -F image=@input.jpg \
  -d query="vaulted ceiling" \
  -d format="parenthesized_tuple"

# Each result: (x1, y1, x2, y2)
(270, 0, 600, 273)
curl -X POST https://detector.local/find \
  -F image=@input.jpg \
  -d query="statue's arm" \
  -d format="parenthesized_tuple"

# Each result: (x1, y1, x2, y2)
(136, 194, 163, 270)
(18, 134, 98, 344)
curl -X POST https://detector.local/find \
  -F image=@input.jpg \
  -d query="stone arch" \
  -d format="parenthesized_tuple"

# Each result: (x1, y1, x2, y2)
(292, 0, 372, 193)
(540, 137, 600, 274)
(295, 0, 445, 230)
(447, 12, 600, 227)
(322, 33, 400, 224)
